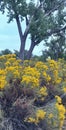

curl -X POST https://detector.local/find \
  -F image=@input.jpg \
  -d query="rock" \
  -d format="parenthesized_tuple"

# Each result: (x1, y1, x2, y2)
(61, 93, 66, 106)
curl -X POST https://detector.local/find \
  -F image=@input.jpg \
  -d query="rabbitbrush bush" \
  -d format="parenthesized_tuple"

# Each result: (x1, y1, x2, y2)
(0, 54, 66, 130)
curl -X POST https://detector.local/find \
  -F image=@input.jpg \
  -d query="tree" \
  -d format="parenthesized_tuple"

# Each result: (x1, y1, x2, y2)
(42, 2, 66, 60)
(42, 36, 66, 60)
(0, 0, 66, 60)
(14, 49, 31, 59)
(0, 49, 12, 55)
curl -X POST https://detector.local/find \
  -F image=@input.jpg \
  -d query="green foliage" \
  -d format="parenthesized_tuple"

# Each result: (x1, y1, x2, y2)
(0, 0, 28, 22)
(0, 49, 12, 56)
(42, 2, 66, 60)
(0, 0, 66, 60)
(42, 35, 66, 60)
(29, 9, 48, 43)
(28, 1, 36, 16)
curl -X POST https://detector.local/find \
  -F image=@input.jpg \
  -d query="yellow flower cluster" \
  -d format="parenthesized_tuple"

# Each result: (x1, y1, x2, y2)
(35, 61, 48, 72)
(21, 66, 40, 88)
(22, 66, 40, 78)
(38, 86, 48, 96)
(49, 113, 54, 119)
(47, 59, 62, 85)
(0, 54, 22, 89)
(0, 54, 66, 92)
(43, 71, 51, 82)
(48, 59, 58, 70)
(0, 54, 66, 129)
(36, 109, 46, 120)
(35, 61, 51, 83)
(0, 68, 7, 89)
(0, 76, 7, 89)
(55, 95, 62, 104)
(22, 75, 39, 88)
(63, 87, 66, 93)
(26, 109, 46, 124)
(27, 117, 36, 123)
(55, 96, 65, 129)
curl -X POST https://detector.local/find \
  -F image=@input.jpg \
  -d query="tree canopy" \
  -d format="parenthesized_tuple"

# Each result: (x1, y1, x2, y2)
(42, 2, 66, 60)
(0, 0, 66, 60)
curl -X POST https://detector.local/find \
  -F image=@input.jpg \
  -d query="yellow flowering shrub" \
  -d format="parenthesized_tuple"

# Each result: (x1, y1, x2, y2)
(21, 75, 39, 88)
(21, 66, 40, 88)
(26, 117, 36, 123)
(49, 113, 54, 119)
(35, 62, 51, 84)
(35, 61, 48, 72)
(43, 71, 51, 82)
(47, 59, 60, 84)
(25, 109, 46, 124)
(0, 68, 7, 89)
(22, 66, 40, 78)
(47, 113, 55, 127)
(0, 54, 66, 129)
(0, 69, 6, 76)
(55, 96, 65, 130)
(36, 109, 46, 120)
(0, 55, 6, 61)
(55, 95, 62, 104)
(63, 87, 66, 93)
(38, 86, 48, 97)
(44, 96, 66, 130)
(0, 76, 7, 89)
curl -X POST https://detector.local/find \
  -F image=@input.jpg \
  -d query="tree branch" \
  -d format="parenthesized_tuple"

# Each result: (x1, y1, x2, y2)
(25, 16, 29, 26)
(24, 16, 33, 38)
(15, 14, 23, 39)
(24, 0, 66, 46)
(44, 0, 65, 17)
(30, 0, 65, 23)
(24, 24, 30, 38)
(34, 25, 66, 45)
(46, 25, 66, 37)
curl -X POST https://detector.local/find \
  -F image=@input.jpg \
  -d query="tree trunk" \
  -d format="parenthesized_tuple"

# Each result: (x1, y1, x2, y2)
(27, 41, 35, 59)
(19, 37, 26, 60)
(15, 14, 26, 60)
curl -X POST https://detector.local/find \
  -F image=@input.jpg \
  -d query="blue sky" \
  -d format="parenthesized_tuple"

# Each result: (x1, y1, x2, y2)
(0, 12, 44, 56)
